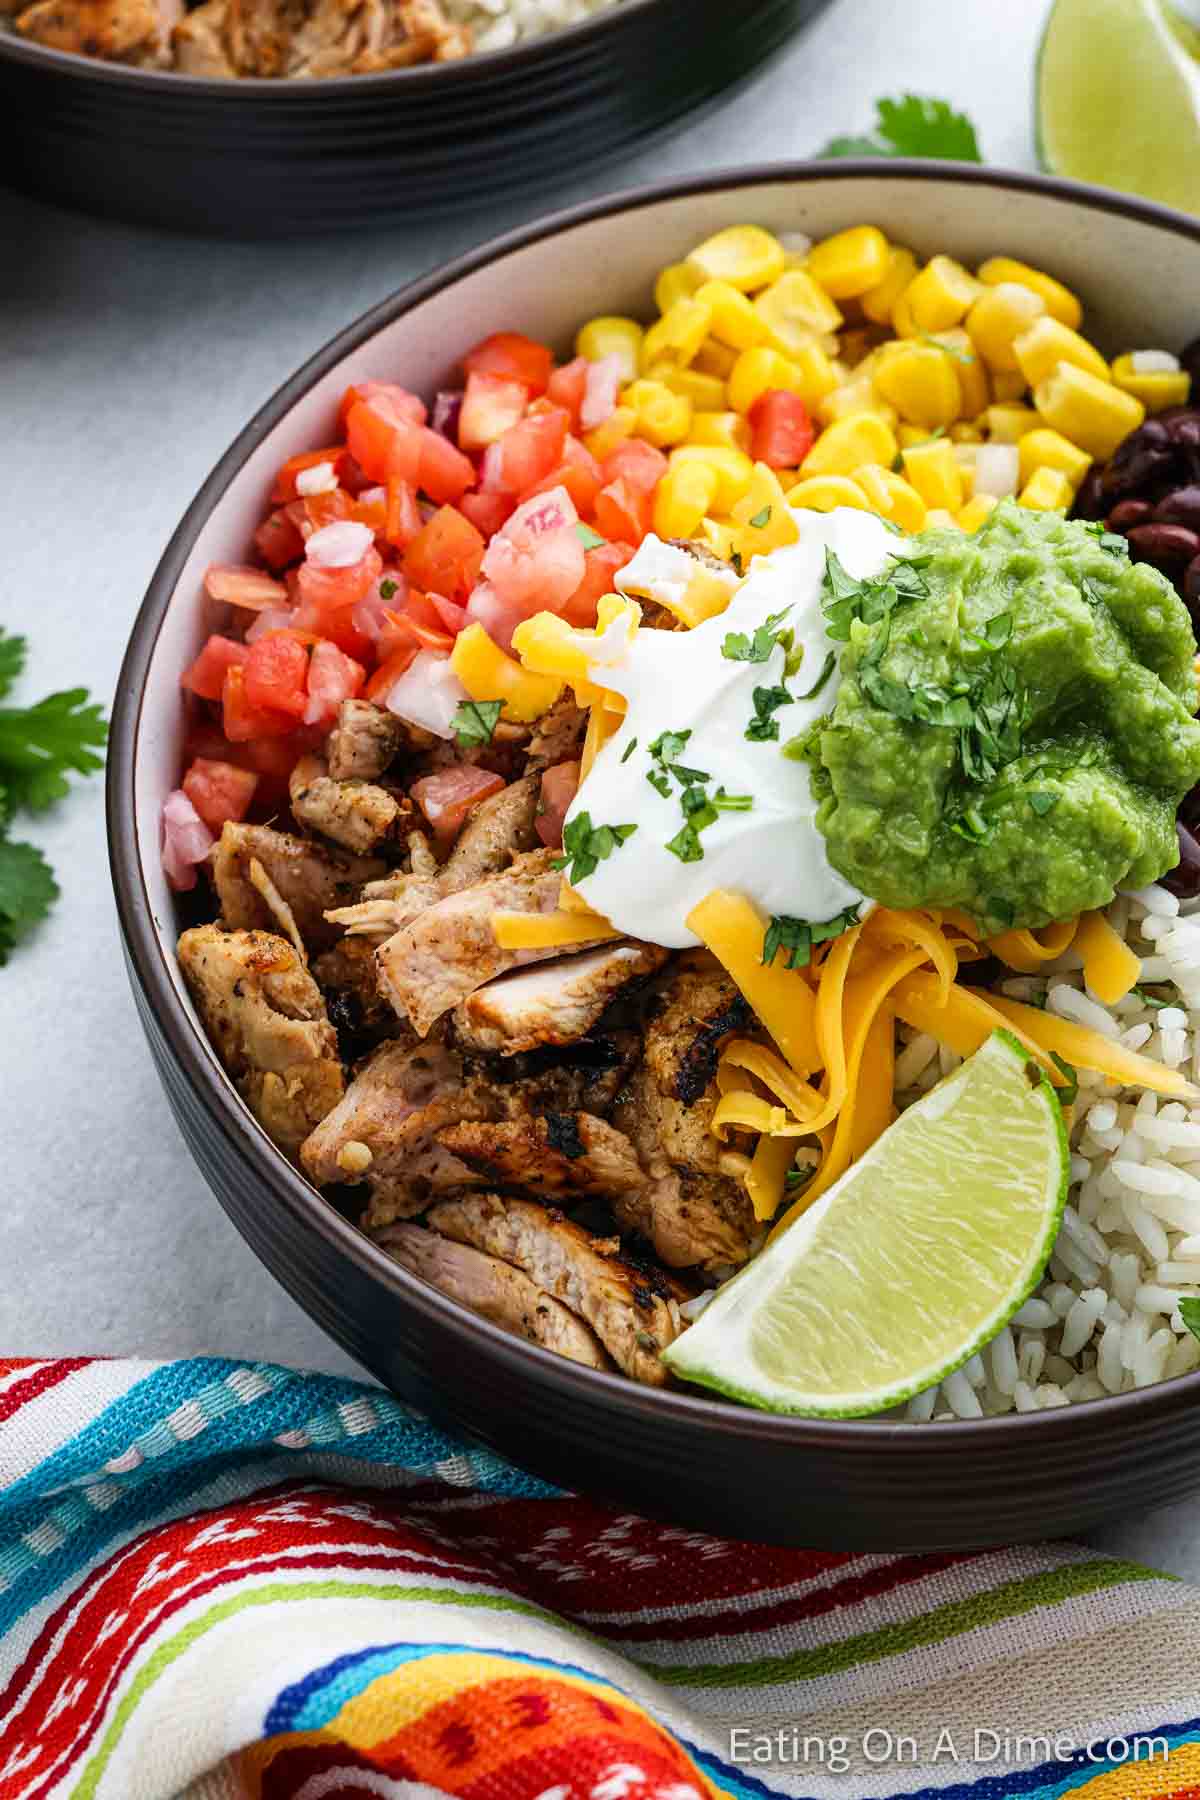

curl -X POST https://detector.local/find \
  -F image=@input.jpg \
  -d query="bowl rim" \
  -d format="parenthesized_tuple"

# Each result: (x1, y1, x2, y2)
(0, 0, 677, 97)
(109, 156, 1200, 1456)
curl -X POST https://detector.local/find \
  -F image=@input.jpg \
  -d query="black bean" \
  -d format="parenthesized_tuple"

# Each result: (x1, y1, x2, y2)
(1071, 467, 1108, 521)
(1100, 441, 1177, 497)
(1107, 499, 1154, 531)
(1126, 522, 1200, 568)
(1162, 819, 1200, 900)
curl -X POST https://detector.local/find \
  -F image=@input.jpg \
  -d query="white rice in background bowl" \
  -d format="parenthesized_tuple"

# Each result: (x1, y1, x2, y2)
(904, 883, 1200, 1423)
(444, 0, 624, 52)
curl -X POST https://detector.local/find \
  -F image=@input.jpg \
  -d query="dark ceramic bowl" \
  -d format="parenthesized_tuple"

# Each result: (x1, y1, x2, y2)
(0, 0, 826, 236)
(110, 163, 1200, 1548)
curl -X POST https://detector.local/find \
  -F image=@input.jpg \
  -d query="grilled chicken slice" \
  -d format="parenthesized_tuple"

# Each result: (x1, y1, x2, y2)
(326, 698, 402, 782)
(376, 848, 563, 1036)
(525, 693, 587, 772)
(288, 753, 401, 854)
(213, 821, 385, 952)
(178, 925, 343, 1153)
(452, 941, 668, 1055)
(612, 952, 758, 1271)
(437, 1112, 648, 1203)
(498, 1030, 641, 1119)
(427, 1193, 688, 1386)
(311, 936, 396, 1053)
(17, 0, 177, 60)
(375, 1224, 611, 1369)
(301, 1038, 503, 1223)
(172, 0, 233, 67)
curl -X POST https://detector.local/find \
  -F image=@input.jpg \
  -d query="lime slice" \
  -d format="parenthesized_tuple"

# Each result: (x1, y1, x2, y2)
(1036, 0, 1200, 213)
(662, 1031, 1067, 1416)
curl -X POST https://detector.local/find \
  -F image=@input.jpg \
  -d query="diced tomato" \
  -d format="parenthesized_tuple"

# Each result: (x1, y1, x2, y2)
(459, 489, 516, 537)
(535, 760, 581, 849)
(749, 389, 815, 469)
(601, 438, 668, 494)
(222, 663, 298, 742)
(417, 427, 476, 505)
(458, 371, 529, 452)
(384, 478, 422, 549)
(411, 765, 506, 851)
(560, 539, 635, 627)
(204, 564, 289, 610)
(255, 506, 306, 571)
(350, 490, 387, 535)
(243, 631, 310, 719)
(480, 485, 586, 617)
(485, 407, 570, 499)
(291, 599, 375, 665)
(463, 332, 553, 397)
(594, 477, 652, 546)
(271, 446, 348, 504)
(545, 356, 589, 429)
(383, 587, 456, 654)
(364, 644, 418, 702)
(182, 635, 247, 702)
(302, 488, 356, 533)
(338, 382, 426, 434)
(182, 756, 259, 831)
(428, 592, 469, 634)
(304, 639, 365, 729)
(523, 438, 604, 516)
(346, 394, 423, 487)
(402, 505, 485, 603)
(295, 541, 383, 615)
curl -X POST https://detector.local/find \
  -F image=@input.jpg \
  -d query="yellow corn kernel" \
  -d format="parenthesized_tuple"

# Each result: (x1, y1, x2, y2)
(1111, 353, 1192, 412)
(802, 411, 898, 477)
(903, 255, 983, 333)
(1019, 466, 1074, 510)
(806, 225, 889, 299)
(785, 474, 871, 512)
(976, 257, 1083, 330)
(854, 464, 928, 533)
(1034, 363, 1146, 460)
(451, 623, 563, 723)
(860, 245, 919, 327)
(753, 270, 844, 355)
(575, 316, 644, 384)
(991, 369, 1030, 401)
(582, 405, 636, 461)
(789, 341, 840, 412)
(873, 343, 961, 430)
(654, 262, 703, 315)
(623, 378, 693, 447)
(891, 289, 920, 338)
(647, 363, 727, 410)
(926, 508, 962, 530)
(901, 438, 965, 511)
(689, 410, 752, 453)
(984, 403, 1040, 442)
(701, 516, 742, 560)
(1017, 427, 1093, 489)
(731, 463, 801, 558)
(687, 224, 787, 292)
(693, 280, 767, 351)
(957, 493, 999, 531)
(818, 378, 877, 425)
(693, 337, 738, 380)
(924, 328, 989, 416)
(668, 444, 756, 511)
(966, 282, 1047, 372)
(948, 421, 984, 443)
(641, 296, 713, 370)
(727, 345, 804, 415)
(898, 424, 935, 449)
(653, 460, 720, 539)
(1013, 316, 1110, 388)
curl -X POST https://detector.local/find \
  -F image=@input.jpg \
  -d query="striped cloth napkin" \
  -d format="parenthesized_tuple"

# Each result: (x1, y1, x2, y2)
(1, 1357, 1198, 1800)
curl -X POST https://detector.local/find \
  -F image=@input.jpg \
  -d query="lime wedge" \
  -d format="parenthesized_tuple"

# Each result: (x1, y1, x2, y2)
(662, 1031, 1067, 1416)
(1036, 0, 1200, 213)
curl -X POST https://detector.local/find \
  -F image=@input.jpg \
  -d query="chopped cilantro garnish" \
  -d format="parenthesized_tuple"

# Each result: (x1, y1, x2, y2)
(1028, 790, 1057, 817)
(1082, 521, 1130, 558)
(576, 521, 607, 550)
(748, 504, 773, 529)
(1049, 1052, 1079, 1108)
(1180, 1297, 1200, 1345)
(818, 93, 982, 163)
(378, 577, 398, 600)
(722, 606, 792, 665)
(665, 823, 705, 863)
(450, 698, 503, 748)
(646, 727, 710, 796)
(731, 550, 744, 576)
(713, 787, 753, 811)
(762, 905, 861, 971)
(950, 803, 993, 843)
(620, 737, 638, 764)
(794, 649, 837, 702)
(981, 611, 1012, 649)
(821, 547, 928, 643)
(552, 812, 637, 884)
(745, 683, 793, 742)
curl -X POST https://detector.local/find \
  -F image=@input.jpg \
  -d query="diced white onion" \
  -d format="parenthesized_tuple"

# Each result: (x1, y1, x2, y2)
(295, 460, 338, 496)
(1130, 349, 1181, 374)
(385, 649, 469, 739)
(779, 232, 813, 257)
(306, 520, 373, 568)
(973, 443, 1020, 498)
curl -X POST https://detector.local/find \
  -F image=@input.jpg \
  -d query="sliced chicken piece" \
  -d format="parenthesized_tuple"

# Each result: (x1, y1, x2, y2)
(289, 754, 401, 854)
(300, 1038, 506, 1225)
(498, 1029, 641, 1119)
(172, 0, 235, 70)
(427, 1192, 688, 1386)
(326, 698, 402, 783)
(439, 772, 540, 889)
(525, 693, 586, 772)
(437, 1112, 648, 1203)
(178, 925, 343, 1154)
(311, 936, 396, 1052)
(376, 848, 563, 1036)
(612, 951, 757, 1271)
(375, 1224, 611, 1369)
(452, 941, 668, 1056)
(213, 821, 385, 952)
(17, 0, 173, 58)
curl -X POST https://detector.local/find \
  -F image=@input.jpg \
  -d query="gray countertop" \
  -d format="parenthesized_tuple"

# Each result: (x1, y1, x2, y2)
(5, 0, 1197, 1574)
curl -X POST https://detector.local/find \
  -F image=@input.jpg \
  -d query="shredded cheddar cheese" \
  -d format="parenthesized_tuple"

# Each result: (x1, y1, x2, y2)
(491, 909, 621, 950)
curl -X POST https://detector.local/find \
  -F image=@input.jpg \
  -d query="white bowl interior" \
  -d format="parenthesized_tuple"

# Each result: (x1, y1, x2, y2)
(135, 169, 1200, 1080)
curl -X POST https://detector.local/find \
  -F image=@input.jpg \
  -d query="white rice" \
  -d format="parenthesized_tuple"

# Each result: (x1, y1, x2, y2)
(904, 885, 1200, 1420)
(443, 0, 622, 52)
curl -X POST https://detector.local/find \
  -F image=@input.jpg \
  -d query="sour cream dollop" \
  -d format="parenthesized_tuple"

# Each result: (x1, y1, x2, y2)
(564, 507, 902, 948)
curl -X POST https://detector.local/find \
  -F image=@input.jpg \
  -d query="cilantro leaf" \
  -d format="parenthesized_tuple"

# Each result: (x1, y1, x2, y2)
(0, 837, 58, 967)
(576, 522, 606, 551)
(1179, 1297, 1200, 1346)
(0, 687, 108, 814)
(745, 684, 793, 743)
(0, 631, 26, 702)
(748, 505, 772, 529)
(794, 649, 837, 702)
(722, 606, 791, 665)
(762, 905, 860, 971)
(818, 94, 981, 162)
(1049, 1051, 1079, 1108)
(621, 737, 638, 764)
(451, 698, 503, 749)
(1133, 984, 1173, 1010)
(647, 727, 710, 794)
(551, 812, 637, 884)
(1028, 790, 1057, 817)
(378, 577, 398, 600)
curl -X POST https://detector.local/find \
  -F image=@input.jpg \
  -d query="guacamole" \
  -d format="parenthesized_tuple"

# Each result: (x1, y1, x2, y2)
(810, 501, 1200, 930)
